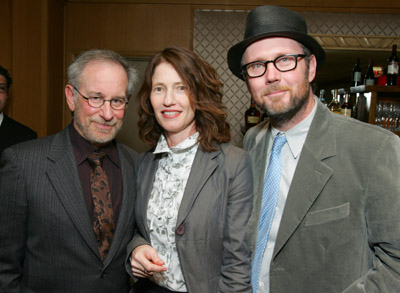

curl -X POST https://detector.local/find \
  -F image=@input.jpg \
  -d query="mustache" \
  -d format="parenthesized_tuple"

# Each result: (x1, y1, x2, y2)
(261, 85, 291, 96)
(90, 118, 118, 126)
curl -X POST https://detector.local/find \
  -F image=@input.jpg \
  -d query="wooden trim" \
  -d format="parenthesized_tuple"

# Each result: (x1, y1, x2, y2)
(313, 35, 400, 51)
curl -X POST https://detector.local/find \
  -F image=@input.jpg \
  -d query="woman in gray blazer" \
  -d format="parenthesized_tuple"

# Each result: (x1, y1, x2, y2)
(126, 47, 253, 293)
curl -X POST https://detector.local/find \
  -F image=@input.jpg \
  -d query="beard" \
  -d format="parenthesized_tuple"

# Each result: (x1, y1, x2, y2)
(73, 108, 123, 146)
(256, 74, 311, 126)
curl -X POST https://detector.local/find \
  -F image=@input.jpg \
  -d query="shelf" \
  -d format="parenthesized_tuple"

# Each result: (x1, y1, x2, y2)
(348, 85, 400, 136)
(350, 85, 400, 94)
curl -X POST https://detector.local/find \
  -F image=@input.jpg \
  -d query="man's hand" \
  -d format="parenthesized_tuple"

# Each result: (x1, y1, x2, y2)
(130, 244, 167, 278)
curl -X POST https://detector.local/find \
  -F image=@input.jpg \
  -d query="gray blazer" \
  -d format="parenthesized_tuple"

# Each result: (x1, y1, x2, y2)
(127, 143, 253, 293)
(0, 127, 137, 293)
(244, 100, 400, 292)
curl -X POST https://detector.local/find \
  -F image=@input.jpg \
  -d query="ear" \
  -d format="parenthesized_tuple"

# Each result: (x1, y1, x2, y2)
(308, 54, 317, 83)
(65, 84, 76, 112)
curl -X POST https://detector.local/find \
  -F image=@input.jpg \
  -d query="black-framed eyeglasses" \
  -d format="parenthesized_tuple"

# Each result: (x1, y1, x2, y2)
(0, 83, 8, 94)
(72, 86, 128, 110)
(242, 54, 307, 78)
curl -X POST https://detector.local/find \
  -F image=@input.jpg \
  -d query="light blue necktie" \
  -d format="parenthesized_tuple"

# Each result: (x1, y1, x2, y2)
(252, 133, 287, 292)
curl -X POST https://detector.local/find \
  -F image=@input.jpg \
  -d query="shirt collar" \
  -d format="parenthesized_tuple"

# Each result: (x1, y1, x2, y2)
(68, 123, 120, 167)
(270, 96, 318, 159)
(0, 112, 3, 127)
(154, 132, 199, 155)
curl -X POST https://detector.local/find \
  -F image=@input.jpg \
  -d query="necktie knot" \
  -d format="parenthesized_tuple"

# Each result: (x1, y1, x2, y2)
(88, 151, 105, 167)
(271, 134, 287, 154)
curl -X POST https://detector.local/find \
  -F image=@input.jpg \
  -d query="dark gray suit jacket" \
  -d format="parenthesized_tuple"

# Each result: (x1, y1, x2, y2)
(244, 100, 400, 292)
(127, 143, 253, 293)
(0, 127, 137, 293)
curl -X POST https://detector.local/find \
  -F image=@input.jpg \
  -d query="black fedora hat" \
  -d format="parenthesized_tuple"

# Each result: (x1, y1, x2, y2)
(227, 5, 326, 80)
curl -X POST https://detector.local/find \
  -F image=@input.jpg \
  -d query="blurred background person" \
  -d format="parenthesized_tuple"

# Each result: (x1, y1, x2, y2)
(0, 65, 37, 157)
(127, 46, 253, 293)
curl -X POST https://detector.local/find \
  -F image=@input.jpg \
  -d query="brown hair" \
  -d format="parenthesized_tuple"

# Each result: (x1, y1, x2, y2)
(137, 46, 230, 152)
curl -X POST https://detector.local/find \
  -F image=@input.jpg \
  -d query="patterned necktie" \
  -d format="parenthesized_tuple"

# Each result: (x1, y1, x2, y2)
(88, 151, 115, 261)
(252, 134, 287, 292)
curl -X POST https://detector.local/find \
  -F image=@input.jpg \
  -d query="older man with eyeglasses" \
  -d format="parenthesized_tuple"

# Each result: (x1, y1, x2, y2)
(0, 65, 37, 157)
(0, 49, 139, 292)
(228, 5, 400, 293)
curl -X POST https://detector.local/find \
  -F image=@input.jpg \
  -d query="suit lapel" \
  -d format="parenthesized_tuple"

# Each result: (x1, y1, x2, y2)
(246, 124, 271, 250)
(273, 102, 336, 257)
(137, 153, 160, 239)
(46, 128, 100, 258)
(176, 148, 220, 226)
(104, 145, 136, 265)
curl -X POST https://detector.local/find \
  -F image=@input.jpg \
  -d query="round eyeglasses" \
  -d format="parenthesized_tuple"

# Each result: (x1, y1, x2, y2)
(73, 86, 128, 110)
(242, 54, 307, 78)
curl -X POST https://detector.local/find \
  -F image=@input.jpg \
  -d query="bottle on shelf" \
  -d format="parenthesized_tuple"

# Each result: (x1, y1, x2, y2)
(261, 112, 268, 122)
(340, 93, 352, 117)
(328, 89, 342, 115)
(318, 89, 327, 106)
(338, 88, 346, 105)
(352, 58, 363, 87)
(355, 92, 368, 122)
(244, 97, 260, 131)
(364, 58, 375, 86)
(386, 44, 399, 86)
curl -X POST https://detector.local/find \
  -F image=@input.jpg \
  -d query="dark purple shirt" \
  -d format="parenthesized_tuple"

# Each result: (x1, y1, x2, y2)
(69, 123, 122, 225)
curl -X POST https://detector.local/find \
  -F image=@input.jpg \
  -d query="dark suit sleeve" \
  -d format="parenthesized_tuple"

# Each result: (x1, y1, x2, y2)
(344, 134, 400, 292)
(125, 229, 151, 279)
(124, 151, 151, 279)
(0, 147, 28, 292)
(219, 150, 253, 293)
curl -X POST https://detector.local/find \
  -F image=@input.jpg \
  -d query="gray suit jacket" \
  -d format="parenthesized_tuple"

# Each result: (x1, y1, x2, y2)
(0, 127, 137, 293)
(244, 100, 400, 292)
(127, 143, 253, 293)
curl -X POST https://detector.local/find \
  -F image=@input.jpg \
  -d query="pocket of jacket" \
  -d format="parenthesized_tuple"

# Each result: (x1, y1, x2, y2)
(305, 202, 350, 226)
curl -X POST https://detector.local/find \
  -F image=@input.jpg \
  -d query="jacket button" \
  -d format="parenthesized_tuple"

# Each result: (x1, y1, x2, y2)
(101, 271, 108, 279)
(176, 224, 185, 236)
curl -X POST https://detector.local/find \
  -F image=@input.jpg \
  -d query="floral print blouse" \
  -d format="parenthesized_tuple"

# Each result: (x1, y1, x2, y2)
(147, 132, 199, 291)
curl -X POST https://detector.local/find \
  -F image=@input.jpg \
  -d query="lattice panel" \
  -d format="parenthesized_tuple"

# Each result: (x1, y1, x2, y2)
(193, 10, 400, 147)
(194, 10, 250, 147)
(303, 12, 400, 36)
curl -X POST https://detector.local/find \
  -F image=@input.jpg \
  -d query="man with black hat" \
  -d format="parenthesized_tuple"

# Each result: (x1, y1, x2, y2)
(228, 5, 400, 293)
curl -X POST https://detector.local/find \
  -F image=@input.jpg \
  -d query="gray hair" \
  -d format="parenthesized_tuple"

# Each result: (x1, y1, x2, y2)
(67, 49, 137, 99)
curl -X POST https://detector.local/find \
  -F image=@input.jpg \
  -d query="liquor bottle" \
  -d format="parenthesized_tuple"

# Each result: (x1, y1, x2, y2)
(328, 89, 341, 114)
(245, 97, 260, 131)
(364, 58, 375, 86)
(340, 94, 352, 117)
(261, 112, 268, 122)
(356, 92, 368, 122)
(351, 94, 358, 119)
(386, 44, 399, 86)
(319, 89, 327, 106)
(352, 58, 362, 87)
(338, 88, 346, 105)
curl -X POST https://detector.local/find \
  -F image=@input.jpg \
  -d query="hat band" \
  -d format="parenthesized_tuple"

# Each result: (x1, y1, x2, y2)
(245, 23, 307, 39)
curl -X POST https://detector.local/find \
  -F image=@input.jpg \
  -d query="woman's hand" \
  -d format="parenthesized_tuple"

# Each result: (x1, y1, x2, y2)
(130, 244, 167, 278)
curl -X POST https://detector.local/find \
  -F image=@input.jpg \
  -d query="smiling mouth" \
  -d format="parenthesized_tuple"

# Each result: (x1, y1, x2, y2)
(94, 121, 116, 131)
(162, 111, 181, 118)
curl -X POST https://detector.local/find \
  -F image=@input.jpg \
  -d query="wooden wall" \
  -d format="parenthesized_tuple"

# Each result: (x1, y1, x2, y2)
(2, 0, 399, 137)
(1, 0, 64, 137)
